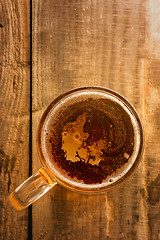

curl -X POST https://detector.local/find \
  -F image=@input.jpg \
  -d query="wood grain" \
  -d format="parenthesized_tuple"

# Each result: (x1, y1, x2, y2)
(144, 2, 160, 238)
(31, 0, 160, 239)
(0, 1, 30, 239)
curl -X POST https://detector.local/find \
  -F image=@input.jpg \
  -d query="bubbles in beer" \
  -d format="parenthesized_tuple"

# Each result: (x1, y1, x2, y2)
(47, 95, 134, 184)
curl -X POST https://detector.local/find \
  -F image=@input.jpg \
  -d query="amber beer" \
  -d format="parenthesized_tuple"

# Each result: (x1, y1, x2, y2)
(41, 87, 141, 188)
(9, 87, 144, 210)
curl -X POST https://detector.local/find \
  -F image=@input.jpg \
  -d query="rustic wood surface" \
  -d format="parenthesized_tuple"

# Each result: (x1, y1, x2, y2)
(0, 0, 30, 239)
(0, 0, 160, 239)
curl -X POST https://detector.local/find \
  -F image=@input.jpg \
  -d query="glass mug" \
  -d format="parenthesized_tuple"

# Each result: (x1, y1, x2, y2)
(9, 87, 144, 210)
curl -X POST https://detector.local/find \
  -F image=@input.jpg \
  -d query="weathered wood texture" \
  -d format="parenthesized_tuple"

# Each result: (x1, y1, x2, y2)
(32, 0, 160, 239)
(32, 0, 160, 240)
(0, 1, 30, 239)
(1, 0, 160, 239)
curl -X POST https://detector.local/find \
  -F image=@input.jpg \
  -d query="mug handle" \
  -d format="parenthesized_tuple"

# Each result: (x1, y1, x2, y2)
(9, 167, 57, 210)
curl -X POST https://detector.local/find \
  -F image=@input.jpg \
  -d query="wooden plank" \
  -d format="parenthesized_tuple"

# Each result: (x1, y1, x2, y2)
(32, 0, 160, 239)
(144, 1, 160, 239)
(0, 1, 30, 239)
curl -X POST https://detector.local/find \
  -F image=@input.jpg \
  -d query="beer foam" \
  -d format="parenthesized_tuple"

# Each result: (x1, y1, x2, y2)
(61, 113, 105, 166)
(40, 88, 142, 191)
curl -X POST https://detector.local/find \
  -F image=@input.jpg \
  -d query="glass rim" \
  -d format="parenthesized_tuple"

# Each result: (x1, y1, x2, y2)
(37, 86, 144, 194)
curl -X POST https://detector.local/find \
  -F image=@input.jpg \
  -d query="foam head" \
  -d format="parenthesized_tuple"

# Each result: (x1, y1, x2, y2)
(39, 88, 143, 192)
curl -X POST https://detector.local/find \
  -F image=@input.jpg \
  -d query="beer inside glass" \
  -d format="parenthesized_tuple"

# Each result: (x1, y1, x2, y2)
(9, 86, 144, 210)
(38, 86, 144, 193)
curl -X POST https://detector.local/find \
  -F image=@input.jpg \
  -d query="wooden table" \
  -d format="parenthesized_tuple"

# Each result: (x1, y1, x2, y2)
(0, 0, 160, 239)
